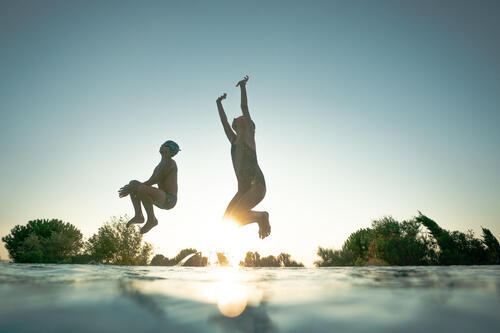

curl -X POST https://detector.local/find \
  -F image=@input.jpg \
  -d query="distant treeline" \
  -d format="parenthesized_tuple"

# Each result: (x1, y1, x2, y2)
(1, 217, 303, 267)
(2, 213, 499, 266)
(150, 249, 208, 266)
(150, 250, 304, 267)
(240, 251, 304, 267)
(315, 212, 500, 266)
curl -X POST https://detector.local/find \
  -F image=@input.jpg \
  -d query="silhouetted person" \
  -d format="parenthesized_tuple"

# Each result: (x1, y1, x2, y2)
(118, 140, 180, 234)
(217, 76, 271, 239)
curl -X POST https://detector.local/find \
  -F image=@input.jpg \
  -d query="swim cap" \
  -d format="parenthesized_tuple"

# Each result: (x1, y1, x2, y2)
(162, 140, 180, 156)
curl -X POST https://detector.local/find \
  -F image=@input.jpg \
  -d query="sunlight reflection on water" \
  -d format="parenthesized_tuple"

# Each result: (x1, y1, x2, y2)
(0, 264, 499, 333)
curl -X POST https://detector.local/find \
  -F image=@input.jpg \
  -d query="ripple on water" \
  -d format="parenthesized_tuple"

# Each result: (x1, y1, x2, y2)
(0, 264, 499, 333)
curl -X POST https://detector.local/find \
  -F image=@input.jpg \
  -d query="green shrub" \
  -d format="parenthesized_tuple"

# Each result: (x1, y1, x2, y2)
(416, 213, 491, 265)
(315, 213, 498, 266)
(85, 216, 152, 265)
(2, 219, 83, 263)
(482, 227, 500, 263)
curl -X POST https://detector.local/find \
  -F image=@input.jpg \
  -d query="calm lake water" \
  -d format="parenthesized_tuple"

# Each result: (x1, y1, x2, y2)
(0, 263, 499, 333)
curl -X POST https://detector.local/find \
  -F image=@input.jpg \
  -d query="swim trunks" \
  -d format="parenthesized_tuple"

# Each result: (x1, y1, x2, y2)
(159, 192, 177, 210)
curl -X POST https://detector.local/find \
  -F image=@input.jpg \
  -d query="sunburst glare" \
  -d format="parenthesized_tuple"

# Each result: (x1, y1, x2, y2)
(199, 218, 256, 266)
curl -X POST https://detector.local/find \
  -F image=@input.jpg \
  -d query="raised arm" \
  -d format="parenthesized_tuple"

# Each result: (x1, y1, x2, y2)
(236, 75, 251, 122)
(217, 93, 236, 143)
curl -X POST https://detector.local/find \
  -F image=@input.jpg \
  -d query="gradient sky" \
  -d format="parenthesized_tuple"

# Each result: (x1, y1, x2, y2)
(1, 0, 499, 266)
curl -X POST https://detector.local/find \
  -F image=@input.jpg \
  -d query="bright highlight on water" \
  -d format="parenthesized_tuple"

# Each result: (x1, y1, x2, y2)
(1, 2, 500, 333)
(1, 263, 499, 332)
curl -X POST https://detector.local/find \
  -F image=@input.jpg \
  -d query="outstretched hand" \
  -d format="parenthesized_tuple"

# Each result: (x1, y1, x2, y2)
(216, 93, 227, 102)
(236, 75, 249, 87)
(118, 184, 130, 198)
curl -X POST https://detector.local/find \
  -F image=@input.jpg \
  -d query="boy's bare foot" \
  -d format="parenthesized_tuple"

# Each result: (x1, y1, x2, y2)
(258, 212, 271, 239)
(236, 75, 249, 87)
(126, 215, 145, 228)
(140, 218, 158, 234)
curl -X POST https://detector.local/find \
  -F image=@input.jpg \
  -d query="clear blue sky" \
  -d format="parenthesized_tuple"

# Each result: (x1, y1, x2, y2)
(1, 0, 499, 266)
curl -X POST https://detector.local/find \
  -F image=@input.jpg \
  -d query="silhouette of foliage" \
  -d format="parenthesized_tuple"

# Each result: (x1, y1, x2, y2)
(341, 228, 373, 265)
(216, 252, 230, 266)
(150, 248, 208, 266)
(416, 212, 492, 265)
(150, 254, 175, 266)
(482, 227, 500, 264)
(2, 219, 83, 263)
(277, 253, 304, 267)
(241, 251, 261, 267)
(316, 213, 499, 266)
(315, 247, 354, 267)
(259, 255, 280, 267)
(240, 251, 304, 267)
(85, 216, 152, 265)
(369, 217, 436, 265)
(183, 252, 208, 267)
(69, 254, 95, 264)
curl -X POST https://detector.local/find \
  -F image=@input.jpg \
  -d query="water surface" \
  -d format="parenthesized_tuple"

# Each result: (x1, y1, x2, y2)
(1, 263, 499, 332)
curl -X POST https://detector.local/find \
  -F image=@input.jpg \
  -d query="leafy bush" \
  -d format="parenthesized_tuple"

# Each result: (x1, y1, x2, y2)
(150, 254, 175, 266)
(416, 213, 492, 265)
(85, 216, 152, 265)
(341, 228, 373, 265)
(315, 213, 499, 266)
(315, 247, 354, 267)
(277, 252, 304, 267)
(482, 227, 500, 264)
(369, 217, 436, 265)
(2, 219, 83, 263)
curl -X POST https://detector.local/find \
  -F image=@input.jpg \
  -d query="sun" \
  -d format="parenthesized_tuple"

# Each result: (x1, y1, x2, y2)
(199, 217, 254, 266)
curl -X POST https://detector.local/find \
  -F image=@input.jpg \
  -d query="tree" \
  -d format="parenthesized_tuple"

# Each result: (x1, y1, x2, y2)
(151, 254, 175, 266)
(240, 251, 304, 267)
(482, 227, 500, 264)
(150, 249, 208, 266)
(316, 213, 499, 266)
(216, 252, 230, 266)
(2, 219, 83, 263)
(277, 253, 304, 267)
(182, 252, 208, 267)
(241, 251, 261, 267)
(315, 247, 354, 267)
(259, 255, 280, 267)
(85, 216, 153, 265)
(369, 217, 436, 265)
(416, 212, 490, 265)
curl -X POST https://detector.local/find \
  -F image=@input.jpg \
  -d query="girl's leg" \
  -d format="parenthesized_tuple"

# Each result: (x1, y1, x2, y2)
(227, 184, 271, 239)
(224, 191, 243, 220)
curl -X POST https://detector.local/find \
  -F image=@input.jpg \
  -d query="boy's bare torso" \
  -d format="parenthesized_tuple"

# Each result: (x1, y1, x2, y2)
(155, 159, 178, 195)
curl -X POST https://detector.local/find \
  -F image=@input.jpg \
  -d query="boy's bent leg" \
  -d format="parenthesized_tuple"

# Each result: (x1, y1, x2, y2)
(136, 184, 166, 234)
(125, 180, 145, 227)
(126, 193, 145, 227)
(128, 180, 141, 192)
